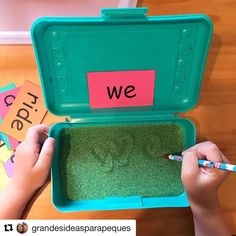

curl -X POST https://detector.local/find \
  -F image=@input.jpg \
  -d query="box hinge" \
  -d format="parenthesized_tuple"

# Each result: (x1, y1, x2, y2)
(67, 111, 179, 123)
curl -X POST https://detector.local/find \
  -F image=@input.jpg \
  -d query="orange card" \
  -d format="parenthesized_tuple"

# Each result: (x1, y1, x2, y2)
(0, 80, 47, 141)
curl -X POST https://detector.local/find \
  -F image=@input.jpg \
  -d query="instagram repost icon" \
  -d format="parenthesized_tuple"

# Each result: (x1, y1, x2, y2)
(4, 224, 13, 232)
(16, 222, 28, 234)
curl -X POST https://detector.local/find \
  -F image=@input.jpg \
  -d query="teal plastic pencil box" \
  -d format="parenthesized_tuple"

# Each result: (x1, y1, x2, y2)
(31, 8, 213, 212)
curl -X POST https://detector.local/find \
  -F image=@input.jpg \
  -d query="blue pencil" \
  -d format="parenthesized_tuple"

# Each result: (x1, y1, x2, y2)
(164, 154, 236, 173)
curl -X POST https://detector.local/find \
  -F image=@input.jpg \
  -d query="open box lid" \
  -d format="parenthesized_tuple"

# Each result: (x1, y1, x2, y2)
(31, 8, 212, 118)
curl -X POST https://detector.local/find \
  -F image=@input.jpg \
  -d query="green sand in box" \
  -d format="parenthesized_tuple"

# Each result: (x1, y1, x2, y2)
(58, 124, 184, 201)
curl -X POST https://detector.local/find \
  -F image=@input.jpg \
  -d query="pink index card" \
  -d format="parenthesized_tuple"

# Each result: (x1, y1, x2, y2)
(8, 136, 20, 150)
(87, 70, 156, 108)
(0, 87, 20, 119)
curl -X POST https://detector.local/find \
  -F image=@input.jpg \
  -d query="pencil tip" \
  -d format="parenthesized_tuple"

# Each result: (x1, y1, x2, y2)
(163, 154, 170, 159)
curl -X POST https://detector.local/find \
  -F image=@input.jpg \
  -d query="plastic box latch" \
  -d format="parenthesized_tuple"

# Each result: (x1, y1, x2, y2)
(101, 8, 148, 20)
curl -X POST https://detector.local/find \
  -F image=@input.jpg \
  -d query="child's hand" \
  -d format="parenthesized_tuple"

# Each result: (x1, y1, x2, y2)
(181, 141, 229, 209)
(12, 124, 55, 195)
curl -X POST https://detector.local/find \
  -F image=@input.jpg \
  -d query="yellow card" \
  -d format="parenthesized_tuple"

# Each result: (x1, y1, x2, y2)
(0, 140, 13, 163)
(0, 161, 9, 191)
